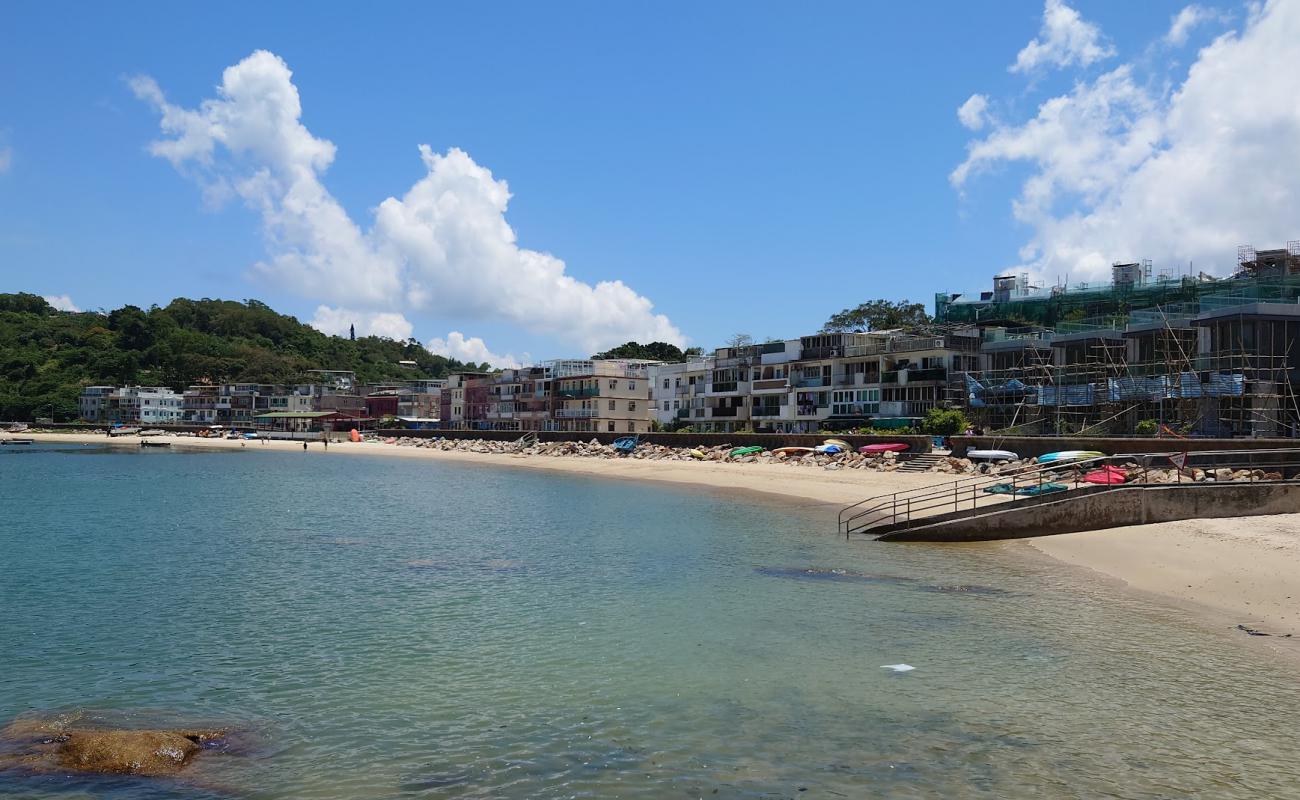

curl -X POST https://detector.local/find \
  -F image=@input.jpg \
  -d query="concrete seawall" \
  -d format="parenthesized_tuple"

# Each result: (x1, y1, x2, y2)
(878, 481, 1300, 542)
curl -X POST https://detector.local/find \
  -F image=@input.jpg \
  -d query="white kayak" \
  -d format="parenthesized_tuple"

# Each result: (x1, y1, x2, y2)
(967, 449, 1018, 462)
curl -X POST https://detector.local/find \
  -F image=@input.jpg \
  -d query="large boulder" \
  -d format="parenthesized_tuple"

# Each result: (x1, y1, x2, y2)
(0, 717, 227, 777)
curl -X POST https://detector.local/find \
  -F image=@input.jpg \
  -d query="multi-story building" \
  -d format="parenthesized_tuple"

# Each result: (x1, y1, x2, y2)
(99, 386, 184, 424)
(78, 386, 117, 422)
(549, 359, 654, 434)
(650, 358, 712, 430)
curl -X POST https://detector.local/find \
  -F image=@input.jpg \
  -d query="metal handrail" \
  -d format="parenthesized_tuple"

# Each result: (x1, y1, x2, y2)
(839, 447, 1300, 537)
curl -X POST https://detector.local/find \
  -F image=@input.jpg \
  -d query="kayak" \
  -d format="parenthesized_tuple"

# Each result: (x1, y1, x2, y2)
(772, 446, 814, 456)
(729, 446, 763, 457)
(688, 448, 706, 459)
(967, 449, 1019, 462)
(1038, 450, 1105, 464)
(814, 444, 845, 454)
(1083, 465, 1127, 485)
(823, 438, 850, 450)
(612, 436, 639, 453)
(859, 443, 909, 455)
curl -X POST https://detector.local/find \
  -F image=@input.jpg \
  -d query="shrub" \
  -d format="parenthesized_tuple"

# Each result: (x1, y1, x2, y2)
(920, 408, 968, 437)
(1134, 419, 1158, 436)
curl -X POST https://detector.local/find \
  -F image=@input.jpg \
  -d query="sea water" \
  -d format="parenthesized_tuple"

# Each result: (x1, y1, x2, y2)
(2, 442, 1298, 798)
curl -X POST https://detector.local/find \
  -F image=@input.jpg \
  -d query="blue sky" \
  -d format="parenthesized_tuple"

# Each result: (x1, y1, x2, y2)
(2, 1, 1292, 366)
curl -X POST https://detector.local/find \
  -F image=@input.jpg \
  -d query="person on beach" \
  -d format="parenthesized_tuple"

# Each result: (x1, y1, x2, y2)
(303, 441, 307, 451)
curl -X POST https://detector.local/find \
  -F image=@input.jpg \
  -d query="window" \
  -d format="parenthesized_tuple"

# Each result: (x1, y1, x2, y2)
(609, 380, 618, 389)
(663, 379, 670, 389)
(628, 381, 636, 390)
(674, 378, 680, 388)
(662, 401, 670, 411)
(607, 421, 615, 432)
(629, 401, 636, 411)
(672, 400, 679, 410)
(608, 400, 616, 411)
(627, 421, 636, 432)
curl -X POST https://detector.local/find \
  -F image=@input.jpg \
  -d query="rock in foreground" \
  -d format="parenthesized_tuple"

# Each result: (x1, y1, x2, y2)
(0, 715, 227, 776)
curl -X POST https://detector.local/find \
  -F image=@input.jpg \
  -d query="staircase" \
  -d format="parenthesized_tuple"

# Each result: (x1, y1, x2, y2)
(896, 453, 947, 473)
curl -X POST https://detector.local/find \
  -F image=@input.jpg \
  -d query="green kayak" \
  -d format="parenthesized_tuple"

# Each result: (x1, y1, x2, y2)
(729, 446, 764, 457)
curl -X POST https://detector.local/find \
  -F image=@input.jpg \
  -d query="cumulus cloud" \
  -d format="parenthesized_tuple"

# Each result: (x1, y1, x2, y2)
(0, 145, 11, 173)
(954, 0, 1300, 281)
(1011, 0, 1115, 74)
(131, 51, 684, 355)
(43, 294, 80, 312)
(957, 94, 990, 131)
(427, 331, 523, 370)
(309, 305, 414, 341)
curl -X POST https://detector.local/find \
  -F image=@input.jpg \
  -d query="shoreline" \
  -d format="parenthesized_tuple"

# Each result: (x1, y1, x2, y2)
(15, 431, 944, 509)
(19, 431, 1300, 656)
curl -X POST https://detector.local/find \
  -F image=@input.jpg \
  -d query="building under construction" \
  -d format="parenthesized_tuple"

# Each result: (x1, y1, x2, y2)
(944, 243, 1300, 438)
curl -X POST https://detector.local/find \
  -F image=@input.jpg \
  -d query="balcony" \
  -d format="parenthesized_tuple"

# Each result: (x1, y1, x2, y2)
(706, 381, 749, 395)
(675, 408, 691, 419)
(710, 406, 741, 417)
(794, 377, 828, 388)
(556, 386, 599, 398)
(554, 408, 596, 419)
(751, 378, 790, 392)
(751, 405, 787, 418)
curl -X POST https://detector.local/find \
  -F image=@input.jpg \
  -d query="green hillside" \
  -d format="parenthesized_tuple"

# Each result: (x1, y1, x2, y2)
(0, 294, 484, 421)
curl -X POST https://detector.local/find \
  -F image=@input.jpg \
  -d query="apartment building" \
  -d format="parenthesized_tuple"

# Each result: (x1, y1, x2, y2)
(550, 359, 653, 434)
(87, 386, 184, 424)
(78, 386, 117, 422)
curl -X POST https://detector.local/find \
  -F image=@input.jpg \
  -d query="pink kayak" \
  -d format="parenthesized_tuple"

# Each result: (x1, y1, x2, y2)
(1082, 465, 1127, 485)
(859, 443, 910, 455)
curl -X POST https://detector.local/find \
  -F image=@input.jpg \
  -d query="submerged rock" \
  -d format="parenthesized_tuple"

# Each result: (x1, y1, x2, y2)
(0, 715, 229, 777)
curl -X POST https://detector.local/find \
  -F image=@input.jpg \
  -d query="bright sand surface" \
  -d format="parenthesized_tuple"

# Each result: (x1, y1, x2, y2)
(21, 431, 1300, 650)
(1030, 517, 1300, 640)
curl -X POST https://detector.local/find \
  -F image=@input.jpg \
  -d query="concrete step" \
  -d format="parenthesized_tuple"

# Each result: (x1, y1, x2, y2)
(896, 454, 947, 472)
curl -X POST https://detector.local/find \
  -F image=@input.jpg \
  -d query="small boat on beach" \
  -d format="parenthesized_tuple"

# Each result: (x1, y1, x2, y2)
(967, 449, 1019, 462)
(1038, 450, 1105, 464)
(688, 448, 706, 459)
(140, 440, 171, 448)
(1083, 465, 1128, 485)
(612, 435, 639, 454)
(729, 446, 763, 457)
(823, 438, 850, 450)
(859, 443, 909, 455)
(814, 444, 845, 454)
(1, 438, 34, 445)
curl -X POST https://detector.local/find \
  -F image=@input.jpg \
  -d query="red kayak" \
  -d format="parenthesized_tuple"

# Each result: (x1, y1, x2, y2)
(859, 443, 910, 455)
(1082, 465, 1127, 485)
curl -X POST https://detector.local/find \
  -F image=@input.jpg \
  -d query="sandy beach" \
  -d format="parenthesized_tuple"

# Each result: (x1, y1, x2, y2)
(1030, 518, 1300, 641)
(19, 431, 1300, 652)
(16, 431, 941, 508)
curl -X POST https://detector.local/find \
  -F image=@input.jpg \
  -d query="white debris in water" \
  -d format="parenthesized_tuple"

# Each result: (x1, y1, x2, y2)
(880, 664, 915, 672)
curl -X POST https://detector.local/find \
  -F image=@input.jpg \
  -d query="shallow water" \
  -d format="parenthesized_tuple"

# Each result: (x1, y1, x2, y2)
(2, 443, 1298, 798)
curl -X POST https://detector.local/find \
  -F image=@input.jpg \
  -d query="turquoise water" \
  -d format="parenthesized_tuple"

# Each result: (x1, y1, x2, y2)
(2, 442, 1299, 798)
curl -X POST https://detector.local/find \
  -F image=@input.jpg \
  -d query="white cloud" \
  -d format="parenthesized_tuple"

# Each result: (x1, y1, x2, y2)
(957, 94, 990, 131)
(1165, 5, 1218, 45)
(309, 305, 414, 341)
(43, 294, 81, 312)
(1011, 0, 1115, 74)
(0, 146, 11, 173)
(955, 0, 1300, 282)
(131, 51, 684, 354)
(427, 331, 523, 369)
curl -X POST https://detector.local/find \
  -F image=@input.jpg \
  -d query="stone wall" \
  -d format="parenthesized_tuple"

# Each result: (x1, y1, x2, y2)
(949, 435, 1300, 459)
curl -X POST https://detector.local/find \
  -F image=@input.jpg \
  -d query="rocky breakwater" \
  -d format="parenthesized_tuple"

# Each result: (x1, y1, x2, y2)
(368, 436, 1025, 475)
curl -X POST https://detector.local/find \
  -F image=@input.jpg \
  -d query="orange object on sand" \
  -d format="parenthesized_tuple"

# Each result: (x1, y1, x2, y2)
(349, 429, 361, 443)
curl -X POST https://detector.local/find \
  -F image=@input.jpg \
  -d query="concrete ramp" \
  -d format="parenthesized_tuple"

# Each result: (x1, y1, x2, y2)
(876, 481, 1300, 542)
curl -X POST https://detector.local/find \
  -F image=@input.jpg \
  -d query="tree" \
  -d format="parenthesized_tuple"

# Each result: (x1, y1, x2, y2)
(591, 341, 688, 362)
(821, 299, 932, 333)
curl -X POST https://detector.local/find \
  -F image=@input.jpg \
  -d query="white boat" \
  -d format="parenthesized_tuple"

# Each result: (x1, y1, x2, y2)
(967, 449, 1018, 462)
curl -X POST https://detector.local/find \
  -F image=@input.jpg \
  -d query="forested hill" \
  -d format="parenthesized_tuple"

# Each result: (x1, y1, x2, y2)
(0, 294, 485, 421)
